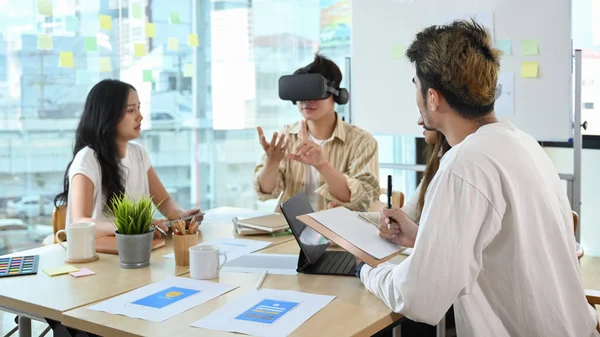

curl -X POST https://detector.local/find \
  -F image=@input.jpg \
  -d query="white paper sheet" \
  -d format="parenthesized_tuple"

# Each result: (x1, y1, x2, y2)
(164, 238, 273, 261)
(222, 254, 298, 275)
(87, 277, 237, 322)
(495, 72, 515, 118)
(308, 207, 401, 259)
(191, 289, 335, 337)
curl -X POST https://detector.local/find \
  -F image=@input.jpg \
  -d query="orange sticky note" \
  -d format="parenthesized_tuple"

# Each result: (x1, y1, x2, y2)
(100, 15, 112, 30)
(145, 23, 156, 38)
(134, 43, 146, 57)
(521, 62, 539, 78)
(188, 33, 199, 47)
(59, 52, 74, 68)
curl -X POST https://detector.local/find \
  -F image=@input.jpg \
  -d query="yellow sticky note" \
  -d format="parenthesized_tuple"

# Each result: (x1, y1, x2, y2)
(145, 23, 156, 38)
(188, 33, 199, 47)
(521, 62, 539, 78)
(37, 34, 53, 50)
(100, 15, 112, 30)
(183, 63, 193, 77)
(134, 43, 146, 57)
(43, 265, 79, 276)
(168, 37, 178, 51)
(391, 44, 405, 59)
(38, 0, 53, 16)
(59, 52, 74, 68)
(99, 57, 112, 72)
(521, 39, 538, 56)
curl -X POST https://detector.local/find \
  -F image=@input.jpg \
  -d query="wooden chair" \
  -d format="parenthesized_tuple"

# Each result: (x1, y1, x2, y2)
(41, 205, 66, 246)
(368, 188, 405, 212)
(574, 211, 600, 333)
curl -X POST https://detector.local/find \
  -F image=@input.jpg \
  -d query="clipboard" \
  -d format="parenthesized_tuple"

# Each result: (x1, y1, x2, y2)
(296, 214, 404, 267)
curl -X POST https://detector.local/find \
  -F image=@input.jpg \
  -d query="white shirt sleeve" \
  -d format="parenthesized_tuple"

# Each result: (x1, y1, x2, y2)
(68, 148, 101, 189)
(359, 171, 502, 325)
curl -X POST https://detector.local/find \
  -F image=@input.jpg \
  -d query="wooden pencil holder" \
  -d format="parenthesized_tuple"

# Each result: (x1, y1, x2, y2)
(173, 232, 199, 266)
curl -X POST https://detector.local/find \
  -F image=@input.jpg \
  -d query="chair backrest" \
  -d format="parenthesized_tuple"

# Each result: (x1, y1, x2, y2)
(52, 205, 67, 243)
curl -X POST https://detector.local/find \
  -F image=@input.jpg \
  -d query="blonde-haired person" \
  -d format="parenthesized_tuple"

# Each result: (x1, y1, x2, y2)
(357, 20, 599, 337)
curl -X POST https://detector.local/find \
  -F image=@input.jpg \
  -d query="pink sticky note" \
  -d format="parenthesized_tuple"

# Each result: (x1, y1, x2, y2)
(70, 268, 95, 278)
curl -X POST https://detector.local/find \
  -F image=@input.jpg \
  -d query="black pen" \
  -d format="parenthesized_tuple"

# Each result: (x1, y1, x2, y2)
(387, 175, 392, 230)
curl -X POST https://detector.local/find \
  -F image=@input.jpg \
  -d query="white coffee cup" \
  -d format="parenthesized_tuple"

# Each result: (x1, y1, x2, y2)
(189, 244, 227, 280)
(56, 222, 96, 260)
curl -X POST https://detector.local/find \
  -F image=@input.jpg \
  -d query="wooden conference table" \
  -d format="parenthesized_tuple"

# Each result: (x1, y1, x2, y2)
(0, 207, 406, 337)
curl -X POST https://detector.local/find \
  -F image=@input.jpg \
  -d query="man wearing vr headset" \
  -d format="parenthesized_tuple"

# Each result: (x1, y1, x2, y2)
(253, 54, 380, 212)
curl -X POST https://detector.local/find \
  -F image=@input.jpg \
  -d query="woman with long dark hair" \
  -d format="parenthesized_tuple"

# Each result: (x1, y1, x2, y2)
(55, 79, 200, 238)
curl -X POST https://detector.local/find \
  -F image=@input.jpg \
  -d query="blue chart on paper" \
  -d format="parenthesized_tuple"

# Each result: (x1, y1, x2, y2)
(235, 299, 300, 324)
(131, 287, 200, 309)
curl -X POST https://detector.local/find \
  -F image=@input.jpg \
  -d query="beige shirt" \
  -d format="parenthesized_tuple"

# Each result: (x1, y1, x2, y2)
(253, 115, 380, 212)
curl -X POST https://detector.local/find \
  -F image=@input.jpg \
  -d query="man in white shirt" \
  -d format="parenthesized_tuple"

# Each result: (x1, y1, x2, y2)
(357, 20, 600, 337)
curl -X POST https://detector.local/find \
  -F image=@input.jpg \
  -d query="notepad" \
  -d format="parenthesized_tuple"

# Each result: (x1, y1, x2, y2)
(70, 268, 96, 278)
(43, 265, 79, 277)
(233, 214, 288, 233)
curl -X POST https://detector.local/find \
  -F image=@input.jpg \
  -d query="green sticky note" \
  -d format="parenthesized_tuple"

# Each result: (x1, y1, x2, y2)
(495, 39, 511, 56)
(521, 62, 539, 78)
(183, 63, 193, 77)
(99, 15, 112, 30)
(76, 70, 91, 84)
(521, 39, 538, 56)
(85, 37, 98, 52)
(167, 37, 178, 51)
(132, 4, 143, 19)
(145, 23, 156, 38)
(38, 0, 53, 16)
(66, 16, 78, 33)
(37, 34, 53, 50)
(134, 43, 146, 57)
(170, 12, 181, 24)
(59, 52, 74, 68)
(188, 33, 199, 47)
(143, 69, 153, 82)
(99, 57, 112, 72)
(391, 44, 405, 59)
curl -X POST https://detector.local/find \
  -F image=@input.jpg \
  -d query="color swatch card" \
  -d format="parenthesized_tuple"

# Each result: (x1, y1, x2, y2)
(131, 286, 200, 309)
(0, 255, 39, 277)
(235, 299, 300, 324)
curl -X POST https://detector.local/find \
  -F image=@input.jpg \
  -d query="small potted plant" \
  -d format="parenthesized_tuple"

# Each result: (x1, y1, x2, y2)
(105, 193, 159, 269)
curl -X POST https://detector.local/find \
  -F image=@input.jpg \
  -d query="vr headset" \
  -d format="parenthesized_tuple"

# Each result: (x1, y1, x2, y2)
(278, 73, 349, 105)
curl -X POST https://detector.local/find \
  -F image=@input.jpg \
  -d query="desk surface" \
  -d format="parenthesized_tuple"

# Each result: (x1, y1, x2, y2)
(0, 209, 293, 322)
(62, 240, 407, 337)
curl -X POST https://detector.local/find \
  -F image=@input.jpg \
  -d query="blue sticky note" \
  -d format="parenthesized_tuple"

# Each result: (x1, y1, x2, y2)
(131, 287, 200, 309)
(235, 299, 300, 324)
(495, 39, 511, 56)
(76, 70, 91, 84)
(66, 16, 79, 32)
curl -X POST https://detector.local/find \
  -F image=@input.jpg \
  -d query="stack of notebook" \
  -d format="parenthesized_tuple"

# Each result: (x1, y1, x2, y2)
(232, 213, 289, 236)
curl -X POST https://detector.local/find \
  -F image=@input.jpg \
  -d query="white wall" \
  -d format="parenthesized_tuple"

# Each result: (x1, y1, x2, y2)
(544, 147, 600, 257)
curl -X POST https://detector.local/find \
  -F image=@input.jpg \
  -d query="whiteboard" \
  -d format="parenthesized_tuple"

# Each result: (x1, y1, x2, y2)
(351, 0, 572, 141)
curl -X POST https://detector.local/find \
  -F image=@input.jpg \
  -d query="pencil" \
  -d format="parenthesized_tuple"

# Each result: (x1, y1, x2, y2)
(256, 269, 268, 289)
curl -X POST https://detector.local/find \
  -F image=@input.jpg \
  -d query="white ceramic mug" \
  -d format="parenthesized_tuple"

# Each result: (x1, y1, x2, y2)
(189, 244, 227, 280)
(56, 222, 96, 260)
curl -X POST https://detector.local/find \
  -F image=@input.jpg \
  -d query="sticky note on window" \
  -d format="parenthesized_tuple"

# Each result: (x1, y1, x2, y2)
(100, 15, 112, 30)
(521, 39, 538, 56)
(145, 23, 156, 38)
(183, 63, 193, 77)
(99, 57, 112, 72)
(59, 52, 74, 68)
(66, 16, 79, 33)
(168, 37, 178, 51)
(391, 44, 405, 59)
(43, 265, 79, 276)
(170, 12, 181, 24)
(495, 40, 511, 56)
(132, 4, 143, 19)
(85, 37, 98, 52)
(76, 70, 91, 84)
(134, 43, 146, 57)
(37, 35, 53, 50)
(143, 69, 153, 82)
(188, 33, 199, 47)
(70, 268, 95, 278)
(38, 0, 53, 16)
(521, 62, 539, 78)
